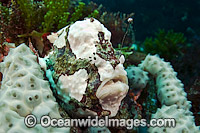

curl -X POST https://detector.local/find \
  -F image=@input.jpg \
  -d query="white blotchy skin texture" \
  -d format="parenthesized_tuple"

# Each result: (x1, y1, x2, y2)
(47, 32, 59, 44)
(96, 64, 129, 117)
(50, 18, 129, 117)
(67, 18, 111, 60)
(59, 69, 88, 102)
(0, 44, 69, 132)
(96, 80, 128, 117)
(67, 19, 127, 84)
(67, 19, 128, 117)
(50, 26, 70, 48)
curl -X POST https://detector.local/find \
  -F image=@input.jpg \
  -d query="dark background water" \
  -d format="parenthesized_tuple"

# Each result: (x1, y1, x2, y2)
(84, 0, 200, 41)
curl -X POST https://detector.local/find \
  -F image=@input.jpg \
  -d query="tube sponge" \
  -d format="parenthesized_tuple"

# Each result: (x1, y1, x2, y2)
(139, 54, 191, 112)
(148, 105, 199, 133)
(0, 44, 69, 132)
(139, 54, 199, 132)
(126, 66, 149, 92)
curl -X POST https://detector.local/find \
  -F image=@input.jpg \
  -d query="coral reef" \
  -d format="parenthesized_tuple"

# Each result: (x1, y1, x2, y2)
(0, 15, 199, 132)
(0, 44, 69, 132)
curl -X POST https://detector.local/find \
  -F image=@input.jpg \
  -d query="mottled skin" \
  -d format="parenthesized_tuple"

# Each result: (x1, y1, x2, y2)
(46, 25, 140, 132)
(46, 26, 123, 118)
